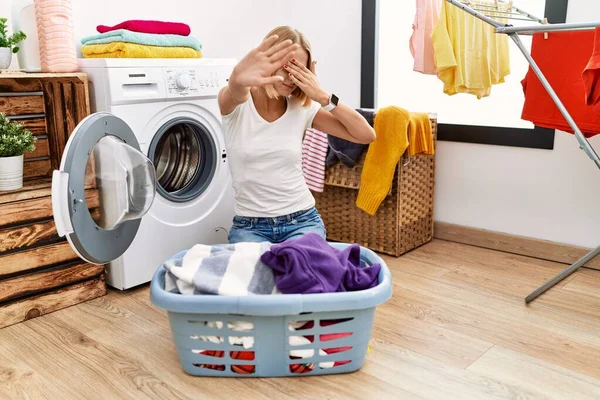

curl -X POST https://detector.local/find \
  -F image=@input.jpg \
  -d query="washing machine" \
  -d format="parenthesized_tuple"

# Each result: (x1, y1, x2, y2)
(51, 58, 237, 290)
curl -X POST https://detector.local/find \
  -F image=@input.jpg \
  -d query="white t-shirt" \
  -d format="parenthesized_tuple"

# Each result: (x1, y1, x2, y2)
(222, 95, 321, 217)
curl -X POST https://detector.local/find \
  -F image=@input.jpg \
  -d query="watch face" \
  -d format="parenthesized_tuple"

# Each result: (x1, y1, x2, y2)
(331, 94, 339, 106)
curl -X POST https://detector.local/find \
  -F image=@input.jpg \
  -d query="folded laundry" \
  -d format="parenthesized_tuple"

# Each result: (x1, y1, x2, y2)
(163, 242, 279, 296)
(97, 20, 191, 36)
(81, 42, 202, 59)
(81, 29, 202, 51)
(260, 233, 381, 294)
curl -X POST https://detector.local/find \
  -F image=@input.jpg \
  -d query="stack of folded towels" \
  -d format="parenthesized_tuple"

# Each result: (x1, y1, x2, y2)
(80, 19, 202, 59)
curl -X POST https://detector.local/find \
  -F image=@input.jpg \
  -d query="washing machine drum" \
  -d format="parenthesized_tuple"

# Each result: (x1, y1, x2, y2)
(148, 118, 217, 203)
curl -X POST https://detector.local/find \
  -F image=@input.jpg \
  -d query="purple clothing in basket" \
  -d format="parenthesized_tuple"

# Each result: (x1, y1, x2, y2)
(259, 233, 381, 294)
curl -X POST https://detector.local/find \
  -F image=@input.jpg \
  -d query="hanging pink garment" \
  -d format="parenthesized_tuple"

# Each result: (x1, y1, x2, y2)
(410, 0, 442, 75)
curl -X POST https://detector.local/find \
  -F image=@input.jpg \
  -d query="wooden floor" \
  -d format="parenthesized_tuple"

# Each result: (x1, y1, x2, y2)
(1, 239, 600, 399)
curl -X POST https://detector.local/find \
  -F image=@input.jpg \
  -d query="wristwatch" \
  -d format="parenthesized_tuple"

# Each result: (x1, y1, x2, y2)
(322, 94, 339, 112)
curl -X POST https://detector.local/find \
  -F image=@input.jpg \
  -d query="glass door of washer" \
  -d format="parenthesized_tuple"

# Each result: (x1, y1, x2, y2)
(52, 112, 157, 265)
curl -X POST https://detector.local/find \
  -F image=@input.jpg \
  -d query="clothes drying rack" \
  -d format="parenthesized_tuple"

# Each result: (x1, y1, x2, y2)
(445, 0, 600, 303)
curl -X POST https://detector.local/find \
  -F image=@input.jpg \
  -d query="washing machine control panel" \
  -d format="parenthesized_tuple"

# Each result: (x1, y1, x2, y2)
(165, 68, 225, 97)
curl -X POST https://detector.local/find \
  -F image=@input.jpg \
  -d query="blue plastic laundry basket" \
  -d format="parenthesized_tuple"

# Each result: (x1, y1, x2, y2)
(150, 243, 392, 377)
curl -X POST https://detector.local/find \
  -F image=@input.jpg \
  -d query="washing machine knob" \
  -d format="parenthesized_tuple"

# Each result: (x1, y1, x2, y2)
(176, 73, 191, 90)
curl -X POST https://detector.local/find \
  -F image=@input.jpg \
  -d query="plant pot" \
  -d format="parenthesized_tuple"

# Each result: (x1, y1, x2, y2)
(0, 48, 12, 70)
(0, 155, 24, 191)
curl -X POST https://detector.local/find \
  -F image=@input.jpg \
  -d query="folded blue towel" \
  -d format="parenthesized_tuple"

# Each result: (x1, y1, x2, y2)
(81, 29, 202, 51)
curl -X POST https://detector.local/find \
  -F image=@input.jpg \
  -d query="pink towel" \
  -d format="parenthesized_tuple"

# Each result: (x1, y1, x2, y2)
(97, 20, 191, 36)
(302, 128, 328, 192)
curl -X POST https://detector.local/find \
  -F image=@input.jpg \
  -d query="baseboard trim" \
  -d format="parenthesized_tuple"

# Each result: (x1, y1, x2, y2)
(434, 222, 600, 271)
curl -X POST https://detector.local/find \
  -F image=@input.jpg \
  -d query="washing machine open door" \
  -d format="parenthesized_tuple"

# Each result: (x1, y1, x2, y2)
(51, 112, 157, 265)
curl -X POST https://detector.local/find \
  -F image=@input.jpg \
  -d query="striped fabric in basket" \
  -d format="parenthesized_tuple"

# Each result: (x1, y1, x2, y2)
(302, 128, 329, 192)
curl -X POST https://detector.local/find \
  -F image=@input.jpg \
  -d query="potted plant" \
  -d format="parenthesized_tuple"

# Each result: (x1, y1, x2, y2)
(0, 17, 26, 70)
(0, 113, 36, 191)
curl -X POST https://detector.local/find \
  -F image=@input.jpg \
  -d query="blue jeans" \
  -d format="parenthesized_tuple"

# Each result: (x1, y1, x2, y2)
(227, 207, 327, 244)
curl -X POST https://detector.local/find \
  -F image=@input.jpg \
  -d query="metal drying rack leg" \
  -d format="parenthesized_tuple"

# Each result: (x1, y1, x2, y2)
(509, 32, 600, 303)
(524, 246, 600, 303)
(445, 0, 600, 303)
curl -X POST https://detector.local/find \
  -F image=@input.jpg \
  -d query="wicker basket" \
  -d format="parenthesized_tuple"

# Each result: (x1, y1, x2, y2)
(314, 117, 437, 257)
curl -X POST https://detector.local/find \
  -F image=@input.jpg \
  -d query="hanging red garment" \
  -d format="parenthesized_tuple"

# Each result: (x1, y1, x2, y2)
(521, 30, 600, 138)
(582, 27, 600, 107)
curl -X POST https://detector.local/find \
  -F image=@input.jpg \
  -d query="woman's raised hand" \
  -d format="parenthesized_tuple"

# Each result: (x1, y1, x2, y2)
(285, 59, 330, 106)
(231, 35, 299, 88)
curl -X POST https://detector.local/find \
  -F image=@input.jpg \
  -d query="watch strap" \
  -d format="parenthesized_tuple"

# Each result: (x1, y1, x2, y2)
(322, 93, 338, 111)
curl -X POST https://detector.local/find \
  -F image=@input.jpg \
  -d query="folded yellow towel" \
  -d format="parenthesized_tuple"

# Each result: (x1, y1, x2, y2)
(356, 106, 411, 215)
(408, 113, 435, 156)
(81, 42, 202, 58)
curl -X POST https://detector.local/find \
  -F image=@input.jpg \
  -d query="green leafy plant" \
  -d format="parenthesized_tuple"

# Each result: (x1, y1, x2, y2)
(0, 113, 36, 157)
(0, 18, 26, 53)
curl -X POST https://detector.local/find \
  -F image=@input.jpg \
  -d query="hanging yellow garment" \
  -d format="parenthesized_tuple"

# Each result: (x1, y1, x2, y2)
(431, 0, 510, 99)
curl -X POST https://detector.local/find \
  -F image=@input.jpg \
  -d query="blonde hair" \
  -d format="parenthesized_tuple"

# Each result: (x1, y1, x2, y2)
(263, 26, 313, 107)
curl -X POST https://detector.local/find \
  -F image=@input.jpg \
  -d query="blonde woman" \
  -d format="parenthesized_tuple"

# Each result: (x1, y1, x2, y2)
(219, 26, 375, 243)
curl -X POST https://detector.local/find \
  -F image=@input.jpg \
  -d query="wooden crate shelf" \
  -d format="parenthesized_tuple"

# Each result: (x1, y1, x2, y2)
(0, 72, 90, 181)
(0, 73, 105, 329)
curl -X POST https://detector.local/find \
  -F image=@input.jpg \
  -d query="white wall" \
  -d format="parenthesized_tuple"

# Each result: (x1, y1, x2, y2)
(9, 0, 597, 248)
(378, 0, 600, 248)
(1, 0, 362, 106)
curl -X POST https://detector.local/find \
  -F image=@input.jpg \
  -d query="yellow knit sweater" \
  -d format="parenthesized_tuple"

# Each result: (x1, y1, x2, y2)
(408, 113, 434, 156)
(356, 106, 411, 215)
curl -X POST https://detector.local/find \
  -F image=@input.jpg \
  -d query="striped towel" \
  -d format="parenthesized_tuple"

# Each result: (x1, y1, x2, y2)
(301, 128, 329, 192)
(163, 242, 280, 296)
